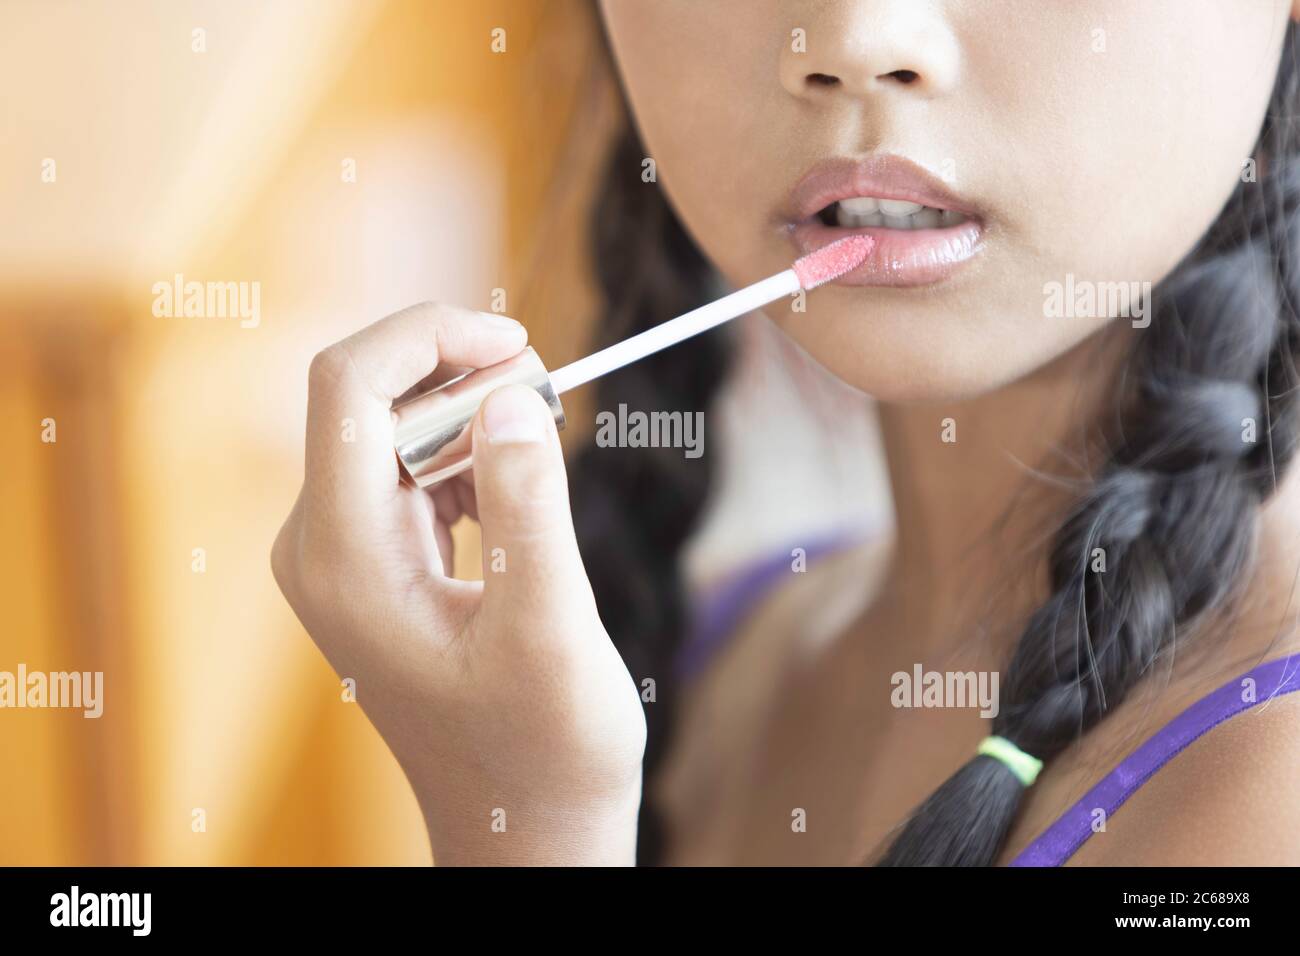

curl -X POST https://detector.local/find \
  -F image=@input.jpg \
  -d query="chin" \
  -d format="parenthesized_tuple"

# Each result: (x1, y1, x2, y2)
(771, 298, 1117, 406)
(765, 315, 1006, 407)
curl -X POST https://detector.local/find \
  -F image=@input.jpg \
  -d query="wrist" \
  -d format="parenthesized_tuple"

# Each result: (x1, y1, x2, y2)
(422, 779, 642, 866)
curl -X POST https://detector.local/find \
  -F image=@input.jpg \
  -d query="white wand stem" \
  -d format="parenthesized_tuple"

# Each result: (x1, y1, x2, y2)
(546, 269, 801, 395)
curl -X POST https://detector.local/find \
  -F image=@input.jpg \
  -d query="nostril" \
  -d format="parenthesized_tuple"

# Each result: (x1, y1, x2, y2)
(806, 72, 840, 87)
(884, 69, 920, 84)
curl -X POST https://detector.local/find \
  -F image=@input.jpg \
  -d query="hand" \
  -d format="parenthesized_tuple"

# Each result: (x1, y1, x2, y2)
(271, 303, 646, 865)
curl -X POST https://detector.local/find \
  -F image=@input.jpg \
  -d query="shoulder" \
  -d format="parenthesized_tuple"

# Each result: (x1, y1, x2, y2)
(1073, 683, 1300, 865)
(1078, 468, 1300, 864)
(655, 536, 885, 862)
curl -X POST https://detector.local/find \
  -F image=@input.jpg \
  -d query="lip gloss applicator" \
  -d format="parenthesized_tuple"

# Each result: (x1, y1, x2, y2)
(392, 234, 873, 486)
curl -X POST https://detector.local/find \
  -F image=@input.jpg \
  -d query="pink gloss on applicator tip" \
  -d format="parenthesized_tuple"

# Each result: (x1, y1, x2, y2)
(792, 234, 875, 289)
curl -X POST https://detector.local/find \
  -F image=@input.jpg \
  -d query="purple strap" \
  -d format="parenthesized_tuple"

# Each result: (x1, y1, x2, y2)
(677, 529, 872, 681)
(1011, 651, 1300, 866)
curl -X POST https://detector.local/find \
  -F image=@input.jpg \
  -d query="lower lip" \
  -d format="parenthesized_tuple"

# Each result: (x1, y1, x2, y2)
(789, 218, 984, 287)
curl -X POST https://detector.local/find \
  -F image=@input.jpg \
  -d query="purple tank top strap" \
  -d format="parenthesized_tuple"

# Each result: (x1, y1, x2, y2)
(1011, 651, 1300, 866)
(677, 529, 871, 681)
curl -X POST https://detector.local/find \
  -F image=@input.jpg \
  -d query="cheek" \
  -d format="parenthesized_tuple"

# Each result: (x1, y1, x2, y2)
(992, 1, 1284, 295)
(602, 2, 786, 267)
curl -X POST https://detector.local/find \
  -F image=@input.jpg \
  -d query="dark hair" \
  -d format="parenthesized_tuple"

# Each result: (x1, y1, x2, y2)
(573, 23, 1300, 866)
(569, 126, 731, 864)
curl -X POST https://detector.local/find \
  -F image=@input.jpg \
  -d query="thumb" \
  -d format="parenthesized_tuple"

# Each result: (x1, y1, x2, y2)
(471, 384, 595, 622)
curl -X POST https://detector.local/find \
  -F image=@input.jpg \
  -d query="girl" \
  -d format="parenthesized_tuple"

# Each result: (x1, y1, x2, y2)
(271, 1, 1300, 865)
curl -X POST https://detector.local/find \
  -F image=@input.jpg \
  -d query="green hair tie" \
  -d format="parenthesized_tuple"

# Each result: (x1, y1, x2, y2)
(977, 735, 1043, 787)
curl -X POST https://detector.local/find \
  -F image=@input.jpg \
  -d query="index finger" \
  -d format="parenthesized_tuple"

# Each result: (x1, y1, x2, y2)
(304, 302, 528, 508)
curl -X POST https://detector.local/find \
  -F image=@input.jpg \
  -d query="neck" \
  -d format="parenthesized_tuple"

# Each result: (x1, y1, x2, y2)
(873, 323, 1136, 661)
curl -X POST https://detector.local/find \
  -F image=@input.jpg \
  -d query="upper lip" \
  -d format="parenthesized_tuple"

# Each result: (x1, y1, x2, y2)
(782, 154, 981, 224)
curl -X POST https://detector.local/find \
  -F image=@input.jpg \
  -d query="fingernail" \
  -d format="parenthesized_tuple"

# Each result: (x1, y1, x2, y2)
(477, 311, 525, 332)
(482, 385, 547, 444)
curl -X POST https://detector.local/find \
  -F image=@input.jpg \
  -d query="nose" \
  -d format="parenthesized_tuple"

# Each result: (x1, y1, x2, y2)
(779, 1, 961, 101)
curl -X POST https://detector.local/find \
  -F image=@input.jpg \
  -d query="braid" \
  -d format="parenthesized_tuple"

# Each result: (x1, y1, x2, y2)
(570, 124, 732, 864)
(879, 24, 1300, 866)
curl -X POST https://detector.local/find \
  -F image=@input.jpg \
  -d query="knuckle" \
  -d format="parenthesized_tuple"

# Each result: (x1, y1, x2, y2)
(269, 521, 299, 594)
(409, 300, 460, 333)
(272, 532, 336, 614)
(270, 500, 332, 604)
(432, 310, 472, 352)
(414, 299, 448, 316)
(307, 344, 354, 393)
(415, 300, 461, 322)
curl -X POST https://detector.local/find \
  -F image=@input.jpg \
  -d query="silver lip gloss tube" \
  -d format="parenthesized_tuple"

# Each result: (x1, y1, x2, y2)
(392, 346, 566, 488)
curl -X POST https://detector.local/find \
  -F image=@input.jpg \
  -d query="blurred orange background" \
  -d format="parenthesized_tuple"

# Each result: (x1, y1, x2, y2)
(0, 0, 616, 865)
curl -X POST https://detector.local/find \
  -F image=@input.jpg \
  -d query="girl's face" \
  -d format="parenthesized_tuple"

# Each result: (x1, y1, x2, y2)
(600, 0, 1295, 402)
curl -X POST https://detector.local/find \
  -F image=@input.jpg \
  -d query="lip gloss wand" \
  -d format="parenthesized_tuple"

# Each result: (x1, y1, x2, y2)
(392, 234, 875, 486)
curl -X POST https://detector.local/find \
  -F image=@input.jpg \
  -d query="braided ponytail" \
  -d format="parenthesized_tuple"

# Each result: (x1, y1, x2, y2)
(570, 124, 732, 864)
(878, 24, 1300, 866)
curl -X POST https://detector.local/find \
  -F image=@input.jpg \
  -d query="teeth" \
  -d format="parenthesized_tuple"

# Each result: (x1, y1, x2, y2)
(912, 207, 943, 229)
(878, 199, 925, 217)
(836, 204, 885, 228)
(832, 196, 968, 231)
(838, 196, 880, 215)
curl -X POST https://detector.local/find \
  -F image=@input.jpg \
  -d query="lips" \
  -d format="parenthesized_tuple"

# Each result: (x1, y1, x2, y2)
(781, 154, 985, 288)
